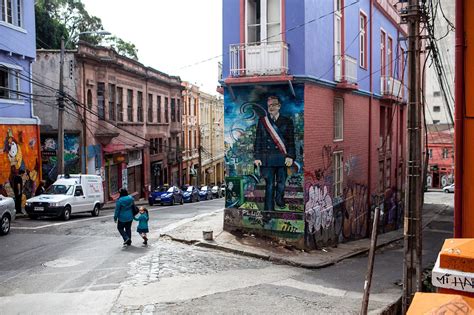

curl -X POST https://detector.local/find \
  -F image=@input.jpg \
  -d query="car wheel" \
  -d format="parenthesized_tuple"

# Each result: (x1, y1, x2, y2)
(171, 197, 175, 205)
(444, 189, 449, 193)
(91, 204, 100, 217)
(180, 197, 184, 205)
(149, 201, 154, 206)
(28, 214, 38, 220)
(62, 206, 71, 221)
(0, 214, 11, 235)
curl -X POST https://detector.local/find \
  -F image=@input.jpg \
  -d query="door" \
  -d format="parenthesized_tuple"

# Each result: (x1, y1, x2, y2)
(246, 0, 282, 75)
(73, 185, 88, 212)
(334, 0, 342, 81)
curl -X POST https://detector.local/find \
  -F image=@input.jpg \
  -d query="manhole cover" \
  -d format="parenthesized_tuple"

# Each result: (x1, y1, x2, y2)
(43, 258, 83, 268)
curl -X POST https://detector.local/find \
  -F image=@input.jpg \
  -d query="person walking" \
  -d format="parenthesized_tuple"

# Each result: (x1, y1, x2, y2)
(114, 188, 135, 246)
(13, 169, 24, 214)
(134, 206, 149, 245)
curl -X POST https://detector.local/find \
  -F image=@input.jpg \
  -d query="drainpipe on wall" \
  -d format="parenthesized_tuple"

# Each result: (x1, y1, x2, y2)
(368, 0, 373, 233)
(30, 62, 42, 180)
(82, 60, 88, 174)
(454, 0, 464, 237)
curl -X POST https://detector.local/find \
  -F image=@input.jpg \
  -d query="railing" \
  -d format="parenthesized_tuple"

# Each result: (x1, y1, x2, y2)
(381, 75, 404, 99)
(229, 41, 289, 77)
(334, 55, 358, 84)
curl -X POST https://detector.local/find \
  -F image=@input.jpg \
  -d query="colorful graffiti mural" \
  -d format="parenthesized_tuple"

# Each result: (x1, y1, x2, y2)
(41, 134, 81, 185)
(0, 125, 40, 201)
(223, 84, 304, 241)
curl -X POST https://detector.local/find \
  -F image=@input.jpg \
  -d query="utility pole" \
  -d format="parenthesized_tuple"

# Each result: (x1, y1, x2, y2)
(57, 38, 65, 176)
(403, 0, 423, 312)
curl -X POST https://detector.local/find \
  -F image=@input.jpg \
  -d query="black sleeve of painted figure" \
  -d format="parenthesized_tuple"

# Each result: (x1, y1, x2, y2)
(286, 118, 296, 160)
(254, 119, 263, 161)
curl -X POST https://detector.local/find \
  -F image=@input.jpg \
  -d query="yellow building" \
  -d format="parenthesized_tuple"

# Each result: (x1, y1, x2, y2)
(181, 82, 200, 186)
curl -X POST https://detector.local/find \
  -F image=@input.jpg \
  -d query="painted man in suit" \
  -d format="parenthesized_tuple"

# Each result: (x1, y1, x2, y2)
(254, 95, 295, 211)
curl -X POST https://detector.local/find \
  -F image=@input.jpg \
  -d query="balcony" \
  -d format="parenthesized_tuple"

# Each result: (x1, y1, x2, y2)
(229, 41, 289, 78)
(334, 55, 358, 89)
(381, 76, 404, 101)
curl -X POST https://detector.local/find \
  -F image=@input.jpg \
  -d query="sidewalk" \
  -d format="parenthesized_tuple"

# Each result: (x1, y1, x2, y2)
(161, 203, 450, 269)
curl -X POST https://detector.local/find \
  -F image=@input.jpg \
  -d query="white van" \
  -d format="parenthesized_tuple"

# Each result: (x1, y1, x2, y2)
(25, 174, 104, 220)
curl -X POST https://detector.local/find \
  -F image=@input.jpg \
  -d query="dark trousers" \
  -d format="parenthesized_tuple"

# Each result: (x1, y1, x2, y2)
(117, 220, 132, 242)
(14, 195, 22, 214)
(261, 166, 287, 211)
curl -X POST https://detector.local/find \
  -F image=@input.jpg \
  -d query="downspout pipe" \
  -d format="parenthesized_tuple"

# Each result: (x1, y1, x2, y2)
(368, 0, 373, 233)
(454, 0, 464, 238)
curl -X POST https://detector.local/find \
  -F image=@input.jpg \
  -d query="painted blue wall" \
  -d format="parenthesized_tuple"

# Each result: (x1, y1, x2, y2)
(285, 0, 305, 76)
(222, 0, 241, 80)
(0, 0, 36, 119)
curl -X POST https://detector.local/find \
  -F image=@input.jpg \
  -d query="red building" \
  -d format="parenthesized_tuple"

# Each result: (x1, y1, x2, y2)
(426, 126, 454, 189)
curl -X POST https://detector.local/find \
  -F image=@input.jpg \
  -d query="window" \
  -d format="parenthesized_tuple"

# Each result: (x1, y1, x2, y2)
(194, 131, 197, 150)
(334, 0, 343, 80)
(434, 91, 441, 97)
(171, 98, 176, 122)
(117, 87, 123, 121)
(137, 91, 143, 122)
(428, 149, 433, 159)
(442, 148, 449, 159)
(159, 138, 163, 153)
(189, 97, 192, 115)
(188, 130, 192, 150)
(127, 89, 133, 122)
(108, 84, 116, 121)
(433, 120, 440, 124)
(334, 98, 343, 140)
(359, 12, 367, 69)
(177, 99, 181, 122)
(165, 97, 169, 123)
(97, 82, 105, 120)
(246, 0, 281, 43)
(0, 65, 20, 99)
(388, 36, 393, 77)
(1, 0, 22, 27)
(433, 106, 441, 112)
(148, 93, 153, 123)
(399, 47, 406, 80)
(385, 158, 391, 188)
(334, 152, 343, 197)
(157, 95, 161, 123)
(380, 30, 386, 76)
(87, 89, 92, 109)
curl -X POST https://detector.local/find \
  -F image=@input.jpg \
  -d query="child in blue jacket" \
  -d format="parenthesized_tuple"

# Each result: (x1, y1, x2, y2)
(134, 206, 149, 245)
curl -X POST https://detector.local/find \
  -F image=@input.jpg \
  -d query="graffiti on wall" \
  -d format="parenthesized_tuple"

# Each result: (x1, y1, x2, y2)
(224, 84, 304, 238)
(0, 126, 40, 201)
(41, 134, 80, 184)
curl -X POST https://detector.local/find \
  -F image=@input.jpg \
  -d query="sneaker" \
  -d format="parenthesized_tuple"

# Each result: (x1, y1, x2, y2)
(123, 239, 129, 246)
(126, 239, 132, 246)
(143, 237, 148, 245)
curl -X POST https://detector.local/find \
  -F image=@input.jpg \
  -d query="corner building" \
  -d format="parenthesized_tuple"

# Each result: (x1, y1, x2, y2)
(222, 0, 408, 249)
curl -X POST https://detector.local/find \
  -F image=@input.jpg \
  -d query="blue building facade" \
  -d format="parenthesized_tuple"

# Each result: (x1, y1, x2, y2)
(0, 0, 40, 199)
(222, 0, 409, 248)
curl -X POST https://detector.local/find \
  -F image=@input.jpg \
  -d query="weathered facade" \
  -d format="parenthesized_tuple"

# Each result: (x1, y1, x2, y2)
(181, 82, 200, 186)
(222, 0, 408, 248)
(0, 0, 40, 201)
(199, 91, 224, 186)
(34, 42, 182, 201)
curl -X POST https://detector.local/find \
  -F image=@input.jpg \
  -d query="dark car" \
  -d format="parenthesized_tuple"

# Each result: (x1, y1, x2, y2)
(159, 186, 184, 205)
(182, 185, 200, 203)
(148, 186, 168, 206)
(198, 185, 213, 201)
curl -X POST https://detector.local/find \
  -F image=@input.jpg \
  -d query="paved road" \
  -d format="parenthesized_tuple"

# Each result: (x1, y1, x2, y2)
(0, 198, 225, 297)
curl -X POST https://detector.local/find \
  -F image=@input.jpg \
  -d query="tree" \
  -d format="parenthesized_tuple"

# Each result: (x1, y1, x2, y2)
(35, 0, 139, 59)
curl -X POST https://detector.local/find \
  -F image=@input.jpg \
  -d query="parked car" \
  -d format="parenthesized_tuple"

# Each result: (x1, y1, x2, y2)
(199, 186, 213, 200)
(220, 184, 226, 197)
(211, 185, 222, 198)
(148, 186, 167, 206)
(443, 183, 455, 193)
(158, 186, 184, 206)
(182, 185, 200, 203)
(0, 195, 15, 235)
(25, 174, 104, 221)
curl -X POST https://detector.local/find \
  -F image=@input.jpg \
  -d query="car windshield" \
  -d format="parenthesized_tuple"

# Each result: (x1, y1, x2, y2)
(155, 187, 166, 192)
(167, 187, 175, 193)
(45, 185, 73, 195)
(187, 187, 193, 192)
(201, 186, 208, 191)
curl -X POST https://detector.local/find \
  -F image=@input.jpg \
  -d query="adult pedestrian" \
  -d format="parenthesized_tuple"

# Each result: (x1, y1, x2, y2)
(114, 188, 135, 246)
(13, 169, 24, 214)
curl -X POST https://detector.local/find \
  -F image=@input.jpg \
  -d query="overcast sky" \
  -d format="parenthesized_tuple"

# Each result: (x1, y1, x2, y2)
(81, 0, 222, 95)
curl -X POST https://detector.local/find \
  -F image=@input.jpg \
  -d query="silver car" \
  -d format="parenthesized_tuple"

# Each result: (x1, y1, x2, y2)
(0, 195, 16, 235)
(443, 183, 455, 193)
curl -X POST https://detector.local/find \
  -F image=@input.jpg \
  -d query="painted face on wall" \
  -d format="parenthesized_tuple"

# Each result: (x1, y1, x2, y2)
(267, 96, 281, 117)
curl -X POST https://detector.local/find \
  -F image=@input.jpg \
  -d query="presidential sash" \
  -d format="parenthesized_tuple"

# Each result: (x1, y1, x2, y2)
(260, 116, 287, 156)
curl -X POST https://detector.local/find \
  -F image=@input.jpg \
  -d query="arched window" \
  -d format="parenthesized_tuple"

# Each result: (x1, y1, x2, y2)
(87, 89, 92, 109)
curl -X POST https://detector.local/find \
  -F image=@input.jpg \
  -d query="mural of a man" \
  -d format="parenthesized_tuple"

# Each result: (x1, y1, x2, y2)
(254, 95, 295, 211)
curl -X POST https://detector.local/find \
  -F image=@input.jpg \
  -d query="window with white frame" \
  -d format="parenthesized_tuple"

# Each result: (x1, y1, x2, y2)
(334, 152, 343, 197)
(246, 0, 281, 43)
(0, 65, 20, 99)
(334, 98, 344, 140)
(1, 0, 22, 27)
(388, 36, 393, 77)
(380, 30, 386, 76)
(359, 12, 367, 69)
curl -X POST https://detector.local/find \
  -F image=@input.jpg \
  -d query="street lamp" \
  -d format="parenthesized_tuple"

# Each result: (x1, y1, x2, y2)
(57, 30, 111, 175)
